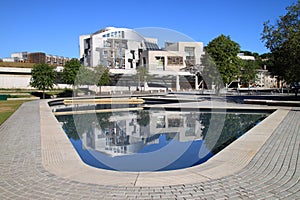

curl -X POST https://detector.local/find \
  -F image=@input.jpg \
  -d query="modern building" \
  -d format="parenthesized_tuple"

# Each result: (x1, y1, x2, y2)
(80, 27, 151, 69)
(79, 27, 204, 91)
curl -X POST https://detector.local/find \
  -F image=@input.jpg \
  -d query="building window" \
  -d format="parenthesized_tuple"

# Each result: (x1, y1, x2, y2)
(122, 41, 127, 48)
(115, 60, 119, 68)
(167, 56, 183, 65)
(155, 56, 165, 70)
(115, 42, 119, 48)
(130, 50, 135, 59)
(103, 40, 111, 47)
(107, 61, 112, 68)
(168, 118, 183, 127)
(185, 47, 195, 66)
(185, 47, 195, 57)
(156, 116, 165, 128)
(103, 51, 108, 58)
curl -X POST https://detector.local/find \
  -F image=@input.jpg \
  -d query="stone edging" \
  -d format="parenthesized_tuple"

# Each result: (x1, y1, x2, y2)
(40, 100, 290, 186)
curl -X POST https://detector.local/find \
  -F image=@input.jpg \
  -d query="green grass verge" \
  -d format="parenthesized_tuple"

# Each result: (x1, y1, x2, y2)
(0, 100, 30, 125)
(0, 62, 35, 68)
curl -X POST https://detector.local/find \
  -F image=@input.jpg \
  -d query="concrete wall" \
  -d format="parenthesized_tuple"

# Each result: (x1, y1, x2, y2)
(0, 74, 33, 89)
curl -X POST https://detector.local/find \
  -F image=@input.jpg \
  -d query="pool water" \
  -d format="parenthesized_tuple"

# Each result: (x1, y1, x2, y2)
(56, 110, 268, 171)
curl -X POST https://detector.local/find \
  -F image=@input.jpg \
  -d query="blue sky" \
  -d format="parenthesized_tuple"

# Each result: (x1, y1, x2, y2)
(0, 0, 296, 59)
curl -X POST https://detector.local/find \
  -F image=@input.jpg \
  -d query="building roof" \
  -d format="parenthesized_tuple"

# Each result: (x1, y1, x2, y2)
(144, 41, 160, 50)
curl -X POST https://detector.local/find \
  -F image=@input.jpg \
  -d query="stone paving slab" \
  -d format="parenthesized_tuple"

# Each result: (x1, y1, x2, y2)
(0, 100, 300, 199)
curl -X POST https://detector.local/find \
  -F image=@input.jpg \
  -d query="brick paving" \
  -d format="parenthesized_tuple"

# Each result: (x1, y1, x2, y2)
(0, 101, 300, 199)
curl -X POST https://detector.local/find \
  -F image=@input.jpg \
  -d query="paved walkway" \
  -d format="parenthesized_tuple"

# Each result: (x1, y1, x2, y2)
(0, 101, 300, 199)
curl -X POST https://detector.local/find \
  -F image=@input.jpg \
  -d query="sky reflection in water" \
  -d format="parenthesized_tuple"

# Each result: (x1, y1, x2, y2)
(56, 110, 268, 171)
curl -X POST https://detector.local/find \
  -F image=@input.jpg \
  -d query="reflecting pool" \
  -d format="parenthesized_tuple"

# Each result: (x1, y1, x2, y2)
(56, 109, 269, 171)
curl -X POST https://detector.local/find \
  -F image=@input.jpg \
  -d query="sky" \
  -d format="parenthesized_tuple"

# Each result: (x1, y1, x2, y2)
(0, 0, 297, 59)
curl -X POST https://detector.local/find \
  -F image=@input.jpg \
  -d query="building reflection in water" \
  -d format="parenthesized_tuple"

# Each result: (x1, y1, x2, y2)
(57, 109, 267, 171)
(82, 110, 205, 157)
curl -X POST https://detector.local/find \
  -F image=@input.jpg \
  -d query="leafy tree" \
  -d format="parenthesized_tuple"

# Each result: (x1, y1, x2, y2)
(61, 58, 81, 87)
(261, 2, 300, 91)
(30, 63, 56, 99)
(205, 34, 241, 87)
(136, 67, 150, 91)
(95, 65, 111, 94)
(201, 52, 224, 95)
(240, 60, 260, 92)
(75, 66, 97, 86)
(73, 66, 98, 95)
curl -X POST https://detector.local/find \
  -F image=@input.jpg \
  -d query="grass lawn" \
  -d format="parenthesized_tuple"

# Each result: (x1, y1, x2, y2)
(0, 100, 30, 125)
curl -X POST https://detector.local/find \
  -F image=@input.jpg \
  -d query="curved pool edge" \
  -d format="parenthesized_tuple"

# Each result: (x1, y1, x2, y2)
(41, 100, 290, 187)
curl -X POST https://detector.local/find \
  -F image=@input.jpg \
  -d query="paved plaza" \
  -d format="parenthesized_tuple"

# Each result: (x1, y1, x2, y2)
(0, 100, 300, 199)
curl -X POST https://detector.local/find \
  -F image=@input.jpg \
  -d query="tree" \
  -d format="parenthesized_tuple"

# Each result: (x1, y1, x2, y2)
(73, 66, 98, 95)
(95, 65, 111, 94)
(136, 67, 150, 91)
(240, 60, 260, 92)
(61, 58, 82, 96)
(30, 63, 56, 99)
(75, 66, 97, 86)
(261, 1, 300, 93)
(61, 58, 81, 87)
(201, 52, 224, 95)
(205, 34, 241, 87)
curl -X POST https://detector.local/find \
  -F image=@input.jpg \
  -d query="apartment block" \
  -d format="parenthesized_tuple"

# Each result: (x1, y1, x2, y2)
(2, 52, 70, 66)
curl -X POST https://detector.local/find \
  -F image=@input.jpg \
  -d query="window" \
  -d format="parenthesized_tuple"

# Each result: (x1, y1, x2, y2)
(122, 41, 127, 48)
(185, 47, 195, 57)
(185, 47, 195, 66)
(103, 40, 111, 47)
(103, 51, 108, 58)
(168, 118, 183, 127)
(156, 116, 166, 128)
(115, 60, 119, 68)
(167, 56, 183, 65)
(115, 42, 119, 48)
(107, 61, 112, 67)
(130, 50, 135, 59)
(155, 56, 165, 70)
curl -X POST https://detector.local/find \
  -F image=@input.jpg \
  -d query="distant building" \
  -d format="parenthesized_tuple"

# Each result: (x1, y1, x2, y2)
(237, 53, 255, 61)
(2, 52, 70, 66)
(238, 53, 277, 88)
(11, 52, 28, 62)
(28, 52, 46, 64)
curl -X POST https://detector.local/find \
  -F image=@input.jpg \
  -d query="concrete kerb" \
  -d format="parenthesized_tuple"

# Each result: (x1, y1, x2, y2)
(40, 100, 290, 187)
